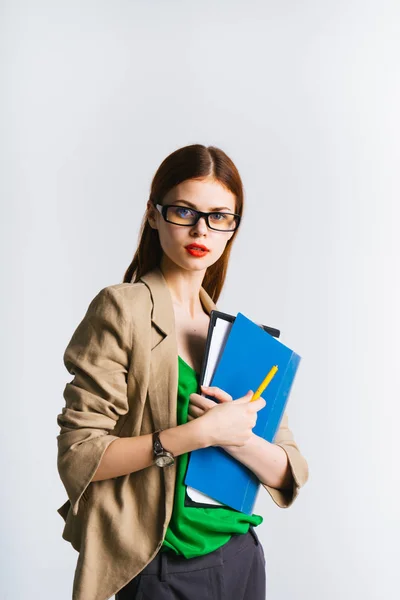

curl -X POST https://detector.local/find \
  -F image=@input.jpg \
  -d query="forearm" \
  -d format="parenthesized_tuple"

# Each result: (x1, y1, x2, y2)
(222, 434, 293, 491)
(92, 419, 206, 482)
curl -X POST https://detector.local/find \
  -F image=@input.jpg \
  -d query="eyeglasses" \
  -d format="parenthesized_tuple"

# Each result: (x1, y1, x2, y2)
(155, 204, 241, 232)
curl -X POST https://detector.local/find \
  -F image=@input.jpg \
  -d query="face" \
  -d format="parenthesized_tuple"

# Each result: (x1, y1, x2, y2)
(147, 178, 237, 273)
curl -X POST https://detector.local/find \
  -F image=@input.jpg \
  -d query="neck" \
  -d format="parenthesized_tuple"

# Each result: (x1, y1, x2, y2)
(159, 257, 206, 319)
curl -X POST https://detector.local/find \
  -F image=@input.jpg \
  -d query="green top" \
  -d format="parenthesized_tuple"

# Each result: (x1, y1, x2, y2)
(161, 355, 263, 558)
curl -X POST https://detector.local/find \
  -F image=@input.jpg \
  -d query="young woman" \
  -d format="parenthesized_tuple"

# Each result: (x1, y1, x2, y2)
(57, 144, 309, 600)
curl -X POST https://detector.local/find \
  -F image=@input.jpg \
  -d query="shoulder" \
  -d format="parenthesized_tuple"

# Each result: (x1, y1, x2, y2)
(85, 281, 152, 318)
(100, 281, 151, 302)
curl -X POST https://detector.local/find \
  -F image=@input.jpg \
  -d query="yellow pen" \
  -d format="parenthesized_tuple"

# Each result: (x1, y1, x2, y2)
(250, 365, 278, 402)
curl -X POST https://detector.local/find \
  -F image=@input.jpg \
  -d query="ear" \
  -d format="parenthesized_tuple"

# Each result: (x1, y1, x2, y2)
(147, 201, 158, 230)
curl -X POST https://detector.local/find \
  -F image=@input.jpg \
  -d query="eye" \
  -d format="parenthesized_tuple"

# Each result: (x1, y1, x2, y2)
(210, 212, 228, 221)
(173, 207, 195, 218)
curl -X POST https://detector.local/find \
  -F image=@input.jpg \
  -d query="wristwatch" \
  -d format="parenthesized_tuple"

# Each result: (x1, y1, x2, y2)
(152, 430, 175, 467)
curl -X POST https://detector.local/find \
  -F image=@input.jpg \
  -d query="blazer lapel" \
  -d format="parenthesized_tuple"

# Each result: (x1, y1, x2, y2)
(139, 267, 217, 432)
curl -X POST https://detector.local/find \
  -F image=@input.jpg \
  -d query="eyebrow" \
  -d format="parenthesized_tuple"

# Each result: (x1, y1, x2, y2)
(173, 199, 234, 212)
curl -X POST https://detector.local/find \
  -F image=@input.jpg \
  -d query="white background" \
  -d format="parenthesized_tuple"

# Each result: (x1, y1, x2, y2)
(2, 1, 399, 598)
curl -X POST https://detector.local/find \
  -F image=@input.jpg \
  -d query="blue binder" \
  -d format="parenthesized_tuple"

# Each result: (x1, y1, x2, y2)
(184, 312, 301, 515)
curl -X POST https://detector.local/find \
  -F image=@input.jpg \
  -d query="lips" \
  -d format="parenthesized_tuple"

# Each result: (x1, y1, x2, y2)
(185, 244, 210, 258)
(185, 244, 210, 252)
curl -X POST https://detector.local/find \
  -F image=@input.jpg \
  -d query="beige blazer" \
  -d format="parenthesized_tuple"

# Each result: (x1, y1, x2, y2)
(57, 266, 308, 600)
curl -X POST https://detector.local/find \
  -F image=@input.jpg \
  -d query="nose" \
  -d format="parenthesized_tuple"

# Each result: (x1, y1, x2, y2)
(190, 215, 208, 235)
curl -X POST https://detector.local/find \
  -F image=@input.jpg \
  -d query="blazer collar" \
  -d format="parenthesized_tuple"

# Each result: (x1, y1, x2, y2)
(139, 266, 217, 335)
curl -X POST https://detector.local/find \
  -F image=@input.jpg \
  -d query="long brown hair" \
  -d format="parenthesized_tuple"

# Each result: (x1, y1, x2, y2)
(122, 144, 245, 303)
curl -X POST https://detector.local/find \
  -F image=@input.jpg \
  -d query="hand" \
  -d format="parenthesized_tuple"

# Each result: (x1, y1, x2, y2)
(187, 385, 233, 421)
(188, 385, 266, 448)
(187, 385, 252, 452)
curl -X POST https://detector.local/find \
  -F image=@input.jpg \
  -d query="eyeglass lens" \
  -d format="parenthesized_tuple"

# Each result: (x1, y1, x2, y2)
(166, 206, 238, 231)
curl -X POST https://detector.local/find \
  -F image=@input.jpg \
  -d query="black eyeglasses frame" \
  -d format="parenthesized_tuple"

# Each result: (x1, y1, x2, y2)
(154, 204, 241, 232)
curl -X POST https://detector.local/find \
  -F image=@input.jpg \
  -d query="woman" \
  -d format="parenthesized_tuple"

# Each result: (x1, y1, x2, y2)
(57, 144, 309, 600)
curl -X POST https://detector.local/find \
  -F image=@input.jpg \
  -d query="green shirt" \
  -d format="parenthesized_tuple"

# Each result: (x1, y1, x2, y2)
(161, 356, 263, 558)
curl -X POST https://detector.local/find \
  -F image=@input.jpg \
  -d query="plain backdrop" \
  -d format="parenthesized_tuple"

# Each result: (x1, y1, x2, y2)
(1, 1, 399, 599)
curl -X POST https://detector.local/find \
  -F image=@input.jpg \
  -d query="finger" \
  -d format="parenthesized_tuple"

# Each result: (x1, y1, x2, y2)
(187, 414, 202, 421)
(249, 397, 266, 411)
(189, 393, 217, 410)
(188, 405, 205, 419)
(235, 390, 254, 403)
(200, 385, 233, 403)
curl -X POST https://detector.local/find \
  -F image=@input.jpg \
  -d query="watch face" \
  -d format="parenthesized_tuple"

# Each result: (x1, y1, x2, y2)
(156, 454, 174, 467)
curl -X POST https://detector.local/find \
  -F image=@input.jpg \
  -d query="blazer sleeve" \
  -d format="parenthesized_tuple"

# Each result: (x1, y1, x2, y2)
(261, 412, 309, 508)
(56, 287, 132, 516)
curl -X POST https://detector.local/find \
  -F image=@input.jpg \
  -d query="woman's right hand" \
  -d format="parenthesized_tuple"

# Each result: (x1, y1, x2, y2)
(195, 390, 266, 448)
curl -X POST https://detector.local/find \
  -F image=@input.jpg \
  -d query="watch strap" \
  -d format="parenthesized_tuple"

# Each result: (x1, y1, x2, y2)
(152, 429, 174, 458)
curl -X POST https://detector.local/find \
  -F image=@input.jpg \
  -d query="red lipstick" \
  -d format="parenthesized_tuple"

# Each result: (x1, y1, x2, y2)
(185, 243, 210, 257)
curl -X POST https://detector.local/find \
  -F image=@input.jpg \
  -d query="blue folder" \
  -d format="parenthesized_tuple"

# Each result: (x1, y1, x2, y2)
(184, 312, 301, 515)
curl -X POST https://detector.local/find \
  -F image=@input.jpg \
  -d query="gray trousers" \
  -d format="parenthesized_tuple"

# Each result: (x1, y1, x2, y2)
(115, 526, 266, 600)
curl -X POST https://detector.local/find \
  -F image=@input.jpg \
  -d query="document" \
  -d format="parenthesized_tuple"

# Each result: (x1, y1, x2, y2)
(185, 311, 300, 514)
